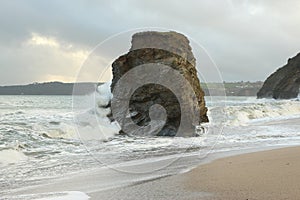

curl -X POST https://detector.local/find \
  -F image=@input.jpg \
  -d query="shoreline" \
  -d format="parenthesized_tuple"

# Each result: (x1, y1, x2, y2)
(88, 145, 300, 199)
(5, 145, 300, 199)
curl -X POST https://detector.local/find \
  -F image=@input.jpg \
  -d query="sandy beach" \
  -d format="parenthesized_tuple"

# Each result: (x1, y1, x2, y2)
(88, 146, 300, 200)
(181, 146, 300, 200)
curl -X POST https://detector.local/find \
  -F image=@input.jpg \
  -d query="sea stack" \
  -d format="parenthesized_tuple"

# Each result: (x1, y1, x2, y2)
(257, 53, 300, 99)
(111, 31, 208, 136)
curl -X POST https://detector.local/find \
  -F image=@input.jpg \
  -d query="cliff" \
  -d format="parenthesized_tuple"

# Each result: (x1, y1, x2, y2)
(257, 53, 300, 99)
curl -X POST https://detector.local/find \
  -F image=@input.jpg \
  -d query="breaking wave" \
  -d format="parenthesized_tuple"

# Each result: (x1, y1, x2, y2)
(223, 98, 300, 126)
(74, 82, 120, 141)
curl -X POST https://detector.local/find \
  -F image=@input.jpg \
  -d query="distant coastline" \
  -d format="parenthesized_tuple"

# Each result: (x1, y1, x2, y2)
(0, 82, 99, 95)
(202, 81, 263, 96)
(0, 81, 263, 96)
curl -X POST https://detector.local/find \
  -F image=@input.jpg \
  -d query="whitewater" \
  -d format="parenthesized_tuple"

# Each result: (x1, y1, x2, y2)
(1, 83, 300, 199)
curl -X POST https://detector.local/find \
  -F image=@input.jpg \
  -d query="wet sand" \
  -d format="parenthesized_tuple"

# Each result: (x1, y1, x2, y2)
(89, 146, 300, 200)
(8, 146, 300, 199)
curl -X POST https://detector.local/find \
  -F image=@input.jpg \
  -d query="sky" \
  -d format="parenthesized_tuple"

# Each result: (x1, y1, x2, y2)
(0, 0, 300, 85)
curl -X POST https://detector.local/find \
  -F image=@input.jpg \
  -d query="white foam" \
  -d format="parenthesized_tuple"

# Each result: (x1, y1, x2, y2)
(0, 149, 27, 166)
(28, 83, 119, 141)
(223, 100, 300, 126)
(96, 82, 112, 107)
(74, 82, 121, 141)
(36, 191, 90, 200)
(44, 123, 78, 139)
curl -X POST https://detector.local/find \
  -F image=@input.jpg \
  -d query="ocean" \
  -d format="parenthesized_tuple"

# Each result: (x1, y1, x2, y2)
(1, 84, 300, 199)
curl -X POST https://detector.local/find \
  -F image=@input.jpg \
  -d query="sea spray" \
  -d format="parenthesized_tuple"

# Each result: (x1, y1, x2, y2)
(74, 82, 120, 141)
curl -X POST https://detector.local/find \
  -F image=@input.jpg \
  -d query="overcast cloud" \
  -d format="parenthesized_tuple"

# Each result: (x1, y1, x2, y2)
(0, 0, 300, 85)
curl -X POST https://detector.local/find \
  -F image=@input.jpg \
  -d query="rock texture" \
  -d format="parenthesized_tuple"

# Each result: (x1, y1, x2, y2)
(257, 53, 300, 99)
(111, 31, 208, 136)
(130, 31, 196, 66)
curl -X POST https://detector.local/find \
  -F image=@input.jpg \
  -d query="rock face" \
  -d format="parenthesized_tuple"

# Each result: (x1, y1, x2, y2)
(130, 31, 196, 66)
(111, 31, 208, 136)
(257, 53, 300, 99)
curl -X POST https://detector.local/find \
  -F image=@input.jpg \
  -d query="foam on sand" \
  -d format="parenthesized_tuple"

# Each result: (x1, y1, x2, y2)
(22, 191, 90, 200)
(0, 149, 27, 166)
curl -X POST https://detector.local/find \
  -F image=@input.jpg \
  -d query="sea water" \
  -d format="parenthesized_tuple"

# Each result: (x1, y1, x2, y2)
(1, 84, 300, 199)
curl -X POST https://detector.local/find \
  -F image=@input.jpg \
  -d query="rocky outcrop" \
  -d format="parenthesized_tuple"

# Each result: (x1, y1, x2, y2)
(130, 31, 196, 66)
(257, 53, 300, 99)
(111, 31, 208, 136)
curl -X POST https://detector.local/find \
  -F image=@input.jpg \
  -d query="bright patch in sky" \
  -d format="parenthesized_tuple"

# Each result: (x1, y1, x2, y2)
(27, 33, 60, 47)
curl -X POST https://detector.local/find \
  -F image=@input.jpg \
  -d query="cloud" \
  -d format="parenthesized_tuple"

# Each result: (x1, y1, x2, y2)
(0, 0, 300, 85)
(26, 33, 60, 47)
(0, 32, 88, 85)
